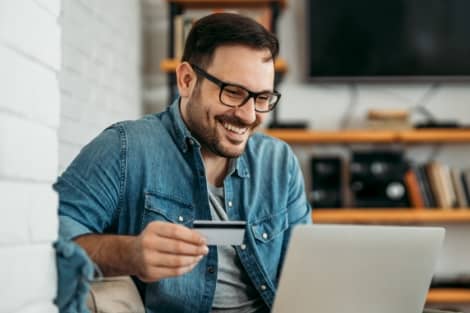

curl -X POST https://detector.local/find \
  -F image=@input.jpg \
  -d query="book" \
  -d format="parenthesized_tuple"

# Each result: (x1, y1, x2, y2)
(439, 164, 457, 209)
(426, 162, 447, 209)
(450, 168, 468, 209)
(366, 109, 412, 130)
(461, 170, 470, 207)
(404, 168, 425, 209)
(174, 14, 184, 60)
(416, 165, 436, 208)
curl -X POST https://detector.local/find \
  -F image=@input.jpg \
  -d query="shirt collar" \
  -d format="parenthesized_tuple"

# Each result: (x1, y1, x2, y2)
(168, 98, 198, 153)
(233, 155, 250, 178)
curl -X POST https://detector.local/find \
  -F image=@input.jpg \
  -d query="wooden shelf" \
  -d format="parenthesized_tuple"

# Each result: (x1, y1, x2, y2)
(166, 0, 287, 9)
(312, 209, 470, 224)
(160, 58, 288, 73)
(264, 129, 470, 144)
(427, 288, 470, 304)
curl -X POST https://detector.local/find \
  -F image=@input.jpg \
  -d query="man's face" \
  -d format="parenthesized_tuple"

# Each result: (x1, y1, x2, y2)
(183, 45, 275, 158)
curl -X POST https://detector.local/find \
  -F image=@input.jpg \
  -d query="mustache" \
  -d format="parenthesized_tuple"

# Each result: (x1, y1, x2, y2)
(216, 115, 256, 128)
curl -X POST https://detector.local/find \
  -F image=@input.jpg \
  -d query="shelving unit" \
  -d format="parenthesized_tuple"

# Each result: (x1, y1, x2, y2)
(312, 209, 470, 224)
(162, 0, 288, 112)
(264, 129, 470, 144)
(427, 288, 470, 304)
(265, 128, 470, 221)
(266, 127, 470, 306)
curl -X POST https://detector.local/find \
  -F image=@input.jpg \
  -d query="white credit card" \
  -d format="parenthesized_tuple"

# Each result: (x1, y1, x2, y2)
(193, 220, 246, 246)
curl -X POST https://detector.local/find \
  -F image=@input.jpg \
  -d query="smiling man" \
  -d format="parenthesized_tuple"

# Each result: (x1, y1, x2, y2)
(55, 13, 311, 313)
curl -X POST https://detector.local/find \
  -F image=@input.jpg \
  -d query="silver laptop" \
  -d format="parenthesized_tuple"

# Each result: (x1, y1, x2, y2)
(273, 224, 445, 313)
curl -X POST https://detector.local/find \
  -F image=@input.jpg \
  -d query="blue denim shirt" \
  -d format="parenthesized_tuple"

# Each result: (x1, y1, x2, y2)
(55, 100, 312, 313)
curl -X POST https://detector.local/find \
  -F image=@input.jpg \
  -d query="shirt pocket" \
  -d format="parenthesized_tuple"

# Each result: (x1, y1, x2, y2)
(250, 209, 289, 244)
(142, 191, 194, 229)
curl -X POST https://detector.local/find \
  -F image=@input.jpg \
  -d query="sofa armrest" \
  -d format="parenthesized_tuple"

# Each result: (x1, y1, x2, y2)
(87, 276, 144, 313)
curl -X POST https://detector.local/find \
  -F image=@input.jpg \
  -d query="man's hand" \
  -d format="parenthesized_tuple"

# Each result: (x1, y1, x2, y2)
(74, 221, 208, 283)
(131, 221, 209, 282)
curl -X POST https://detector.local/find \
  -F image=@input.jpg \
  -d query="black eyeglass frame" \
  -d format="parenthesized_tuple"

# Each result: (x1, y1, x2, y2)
(190, 63, 281, 113)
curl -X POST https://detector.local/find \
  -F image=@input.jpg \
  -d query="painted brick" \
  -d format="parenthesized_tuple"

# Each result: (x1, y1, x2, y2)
(15, 301, 57, 313)
(59, 68, 93, 102)
(59, 116, 100, 147)
(0, 46, 60, 128)
(0, 114, 58, 182)
(61, 93, 83, 120)
(59, 0, 142, 172)
(0, 181, 30, 244)
(0, 0, 60, 70)
(30, 185, 59, 243)
(0, 244, 56, 313)
(34, 0, 61, 17)
(58, 142, 81, 172)
(0, 181, 58, 245)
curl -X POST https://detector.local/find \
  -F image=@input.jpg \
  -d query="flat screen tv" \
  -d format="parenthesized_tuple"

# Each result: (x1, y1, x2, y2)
(307, 0, 470, 81)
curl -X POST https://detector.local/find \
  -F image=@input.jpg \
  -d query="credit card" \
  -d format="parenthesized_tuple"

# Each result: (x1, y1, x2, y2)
(193, 220, 246, 246)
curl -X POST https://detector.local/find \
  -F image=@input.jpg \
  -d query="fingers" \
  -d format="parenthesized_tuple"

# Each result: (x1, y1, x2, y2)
(139, 262, 198, 282)
(154, 236, 209, 256)
(146, 253, 204, 268)
(149, 221, 206, 245)
(136, 221, 209, 282)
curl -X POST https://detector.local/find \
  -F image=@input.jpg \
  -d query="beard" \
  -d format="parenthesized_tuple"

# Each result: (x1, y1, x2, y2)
(185, 92, 260, 158)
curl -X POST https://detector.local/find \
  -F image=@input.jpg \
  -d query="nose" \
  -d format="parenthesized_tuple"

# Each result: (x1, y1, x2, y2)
(234, 96, 256, 124)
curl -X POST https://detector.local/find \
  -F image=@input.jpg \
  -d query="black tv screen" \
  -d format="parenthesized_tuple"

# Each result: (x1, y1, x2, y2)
(308, 0, 470, 81)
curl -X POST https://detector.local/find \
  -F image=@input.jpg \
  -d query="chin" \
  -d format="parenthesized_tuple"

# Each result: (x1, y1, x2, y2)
(215, 142, 247, 158)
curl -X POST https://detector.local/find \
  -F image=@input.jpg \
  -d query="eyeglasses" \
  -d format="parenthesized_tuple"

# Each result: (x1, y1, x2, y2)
(190, 63, 281, 113)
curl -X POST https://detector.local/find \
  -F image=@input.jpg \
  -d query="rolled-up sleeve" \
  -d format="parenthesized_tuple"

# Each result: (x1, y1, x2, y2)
(54, 125, 126, 240)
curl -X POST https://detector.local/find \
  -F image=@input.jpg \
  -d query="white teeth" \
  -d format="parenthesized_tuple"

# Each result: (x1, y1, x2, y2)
(223, 122, 247, 135)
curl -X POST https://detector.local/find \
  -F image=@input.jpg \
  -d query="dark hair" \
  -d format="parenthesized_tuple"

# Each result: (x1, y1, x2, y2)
(182, 13, 279, 69)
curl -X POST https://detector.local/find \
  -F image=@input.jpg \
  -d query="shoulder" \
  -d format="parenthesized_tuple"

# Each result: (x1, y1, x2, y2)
(110, 112, 166, 136)
(105, 111, 174, 147)
(246, 132, 295, 160)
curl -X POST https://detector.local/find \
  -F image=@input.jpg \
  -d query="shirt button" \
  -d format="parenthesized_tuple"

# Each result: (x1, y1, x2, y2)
(240, 244, 246, 250)
(260, 284, 267, 291)
(188, 139, 194, 145)
(207, 266, 215, 274)
(227, 201, 233, 207)
(262, 232, 268, 240)
(178, 216, 184, 222)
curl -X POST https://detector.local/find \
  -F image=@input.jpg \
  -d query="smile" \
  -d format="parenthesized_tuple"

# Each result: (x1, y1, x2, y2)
(222, 122, 248, 135)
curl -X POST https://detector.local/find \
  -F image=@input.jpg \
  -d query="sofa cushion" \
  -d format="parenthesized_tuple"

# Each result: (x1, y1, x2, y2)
(87, 276, 144, 313)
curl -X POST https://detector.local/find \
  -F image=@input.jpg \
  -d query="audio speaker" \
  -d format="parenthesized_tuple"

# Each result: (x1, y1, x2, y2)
(310, 156, 343, 208)
(350, 150, 409, 208)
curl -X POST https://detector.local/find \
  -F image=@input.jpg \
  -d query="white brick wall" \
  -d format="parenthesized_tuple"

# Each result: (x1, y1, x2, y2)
(0, 0, 60, 312)
(59, 0, 142, 172)
(1, 0, 142, 311)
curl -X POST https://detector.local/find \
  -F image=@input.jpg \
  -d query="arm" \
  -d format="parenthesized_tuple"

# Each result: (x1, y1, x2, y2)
(55, 126, 207, 282)
(75, 221, 208, 282)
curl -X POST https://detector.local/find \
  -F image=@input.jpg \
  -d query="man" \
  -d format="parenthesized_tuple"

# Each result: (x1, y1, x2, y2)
(56, 13, 311, 313)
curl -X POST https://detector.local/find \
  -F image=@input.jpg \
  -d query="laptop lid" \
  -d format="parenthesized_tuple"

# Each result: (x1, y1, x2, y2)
(273, 224, 445, 313)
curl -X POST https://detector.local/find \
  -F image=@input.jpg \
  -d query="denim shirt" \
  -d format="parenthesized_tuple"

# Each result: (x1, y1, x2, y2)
(55, 99, 312, 313)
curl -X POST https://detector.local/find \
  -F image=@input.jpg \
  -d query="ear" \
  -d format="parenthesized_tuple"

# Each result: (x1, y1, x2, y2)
(176, 62, 198, 98)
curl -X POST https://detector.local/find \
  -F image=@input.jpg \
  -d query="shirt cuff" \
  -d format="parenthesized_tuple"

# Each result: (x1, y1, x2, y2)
(59, 215, 94, 240)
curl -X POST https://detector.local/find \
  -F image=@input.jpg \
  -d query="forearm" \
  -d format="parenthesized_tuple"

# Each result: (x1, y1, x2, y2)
(74, 222, 208, 282)
(74, 234, 138, 277)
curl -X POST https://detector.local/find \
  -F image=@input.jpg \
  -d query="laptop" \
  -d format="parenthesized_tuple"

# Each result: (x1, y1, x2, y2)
(272, 224, 445, 313)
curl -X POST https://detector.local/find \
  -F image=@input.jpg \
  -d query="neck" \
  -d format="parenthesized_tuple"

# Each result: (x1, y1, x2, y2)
(201, 148, 230, 187)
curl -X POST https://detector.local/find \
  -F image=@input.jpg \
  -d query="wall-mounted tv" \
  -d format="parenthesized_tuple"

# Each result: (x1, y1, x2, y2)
(307, 0, 470, 81)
